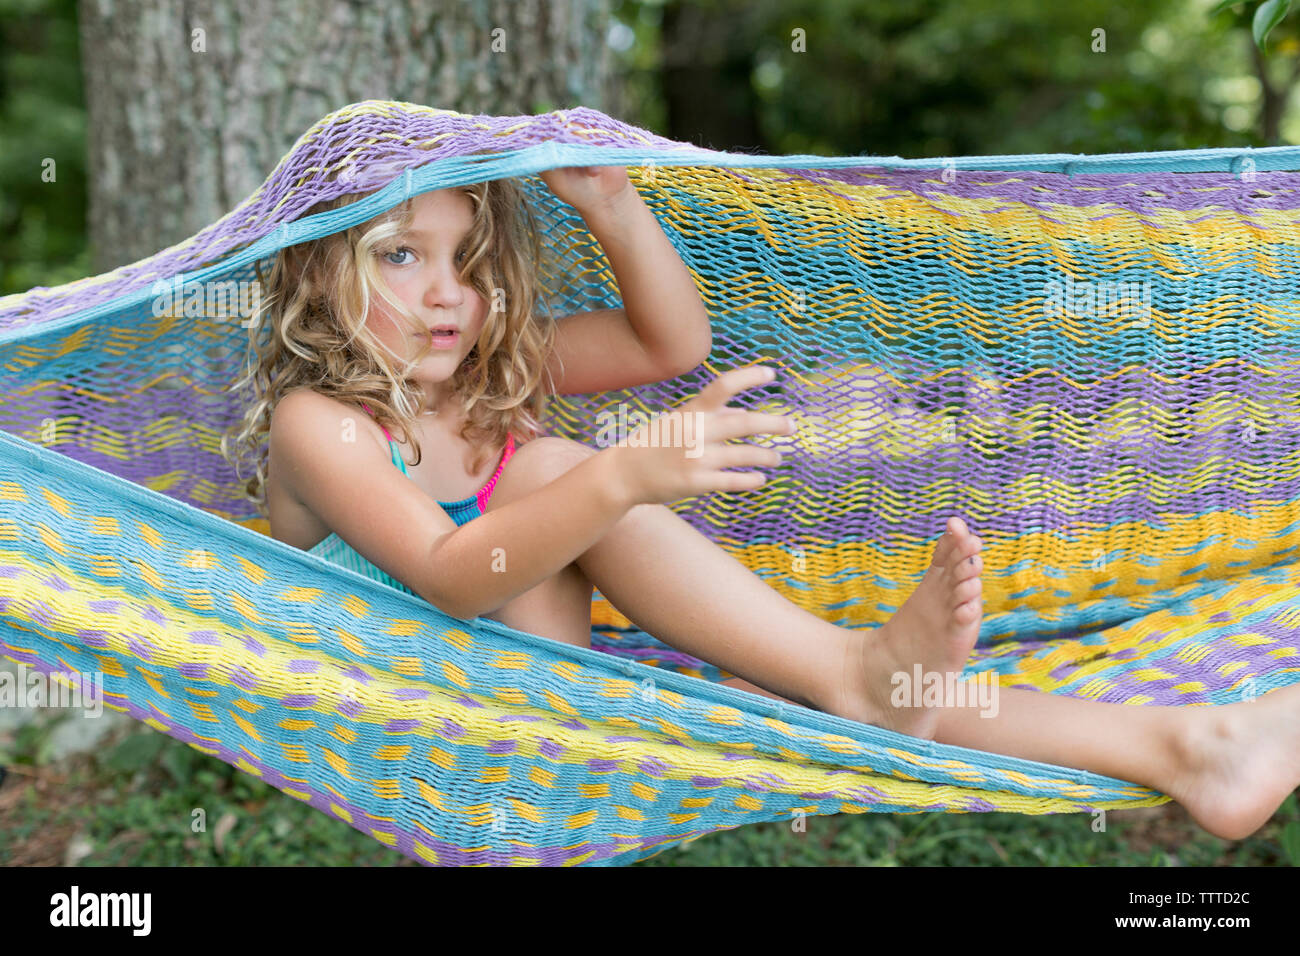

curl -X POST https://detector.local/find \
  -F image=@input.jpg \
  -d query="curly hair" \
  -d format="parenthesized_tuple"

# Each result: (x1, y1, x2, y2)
(220, 175, 558, 518)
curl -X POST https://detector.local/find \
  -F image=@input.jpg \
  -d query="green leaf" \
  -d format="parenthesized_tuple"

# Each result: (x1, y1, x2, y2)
(1281, 821, 1300, 866)
(1209, 0, 1245, 15)
(160, 742, 200, 785)
(1253, 0, 1292, 50)
(104, 731, 165, 773)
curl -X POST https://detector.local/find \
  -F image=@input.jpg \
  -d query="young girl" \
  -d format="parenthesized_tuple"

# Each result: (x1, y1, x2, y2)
(224, 163, 1300, 844)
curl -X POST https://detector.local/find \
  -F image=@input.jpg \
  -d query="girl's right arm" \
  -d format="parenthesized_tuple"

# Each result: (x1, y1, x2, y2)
(273, 365, 792, 620)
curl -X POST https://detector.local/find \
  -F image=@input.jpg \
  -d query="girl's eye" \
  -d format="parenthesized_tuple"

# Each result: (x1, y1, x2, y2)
(383, 247, 466, 266)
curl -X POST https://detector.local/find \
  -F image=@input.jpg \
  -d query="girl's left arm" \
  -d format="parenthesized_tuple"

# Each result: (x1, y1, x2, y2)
(541, 166, 713, 395)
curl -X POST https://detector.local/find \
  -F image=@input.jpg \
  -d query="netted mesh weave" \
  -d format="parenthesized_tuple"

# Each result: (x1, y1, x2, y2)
(2, 100, 1299, 865)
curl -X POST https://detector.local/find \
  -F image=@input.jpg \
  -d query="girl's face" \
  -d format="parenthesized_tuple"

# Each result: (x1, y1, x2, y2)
(364, 188, 487, 414)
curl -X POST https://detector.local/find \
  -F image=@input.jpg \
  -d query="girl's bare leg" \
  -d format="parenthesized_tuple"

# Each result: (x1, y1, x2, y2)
(932, 682, 1300, 841)
(482, 438, 981, 736)
(480, 440, 812, 708)
(482, 437, 1300, 840)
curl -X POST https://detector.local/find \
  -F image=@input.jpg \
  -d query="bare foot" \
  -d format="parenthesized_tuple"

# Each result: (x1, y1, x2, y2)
(1161, 682, 1300, 841)
(837, 516, 985, 738)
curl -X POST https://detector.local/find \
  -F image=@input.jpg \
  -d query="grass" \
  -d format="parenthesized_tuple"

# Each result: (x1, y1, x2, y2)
(3, 716, 1298, 867)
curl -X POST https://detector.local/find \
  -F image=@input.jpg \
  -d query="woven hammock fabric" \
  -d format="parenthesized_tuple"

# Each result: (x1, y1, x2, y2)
(3, 100, 1300, 865)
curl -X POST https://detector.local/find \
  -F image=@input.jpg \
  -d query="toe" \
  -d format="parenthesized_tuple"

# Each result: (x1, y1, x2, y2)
(951, 530, 981, 565)
(954, 551, 983, 580)
(953, 601, 980, 626)
(936, 520, 984, 571)
(932, 525, 962, 567)
(955, 575, 982, 605)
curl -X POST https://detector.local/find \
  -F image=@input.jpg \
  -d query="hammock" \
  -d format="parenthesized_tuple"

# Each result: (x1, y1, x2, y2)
(3, 99, 1300, 867)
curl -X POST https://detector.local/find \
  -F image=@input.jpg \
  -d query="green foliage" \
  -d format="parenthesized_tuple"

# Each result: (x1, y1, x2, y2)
(1282, 821, 1300, 865)
(0, 725, 416, 866)
(611, 0, 1297, 157)
(102, 728, 167, 774)
(638, 797, 1300, 866)
(1253, 0, 1292, 49)
(0, 0, 86, 296)
(0, 712, 63, 766)
(1211, 0, 1295, 51)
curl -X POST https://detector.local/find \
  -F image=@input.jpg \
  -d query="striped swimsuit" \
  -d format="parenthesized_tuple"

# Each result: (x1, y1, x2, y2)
(307, 403, 516, 596)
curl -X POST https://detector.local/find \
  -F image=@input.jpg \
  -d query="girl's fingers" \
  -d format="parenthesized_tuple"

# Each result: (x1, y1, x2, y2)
(708, 443, 782, 470)
(693, 365, 778, 411)
(707, 469, 768, 493)
(704, 410, 795, 442)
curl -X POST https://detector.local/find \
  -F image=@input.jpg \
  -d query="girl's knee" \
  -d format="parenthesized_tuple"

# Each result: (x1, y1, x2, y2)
(487, 436, 595, 509)
(519, 435, 596, 464)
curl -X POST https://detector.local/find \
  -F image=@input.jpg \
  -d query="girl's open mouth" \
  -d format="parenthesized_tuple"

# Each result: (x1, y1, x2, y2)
(428, 329, 460, 350)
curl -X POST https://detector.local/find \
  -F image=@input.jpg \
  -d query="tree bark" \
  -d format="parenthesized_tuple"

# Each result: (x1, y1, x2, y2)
(78, 0, 613, 272)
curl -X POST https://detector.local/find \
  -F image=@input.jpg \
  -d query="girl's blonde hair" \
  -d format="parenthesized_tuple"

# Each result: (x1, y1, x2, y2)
(221, 176, 558, 517)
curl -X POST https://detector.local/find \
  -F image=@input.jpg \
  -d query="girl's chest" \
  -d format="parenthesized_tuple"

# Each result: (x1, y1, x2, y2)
(395, 421, 505, 503)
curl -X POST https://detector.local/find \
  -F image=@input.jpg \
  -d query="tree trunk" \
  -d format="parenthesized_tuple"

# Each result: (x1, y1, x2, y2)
(1248, 31, 1292, 147)
(78, 0, 613, 272)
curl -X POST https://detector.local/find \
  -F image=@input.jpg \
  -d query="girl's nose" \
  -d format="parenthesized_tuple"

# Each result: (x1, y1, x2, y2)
(424, 266, 465, 308)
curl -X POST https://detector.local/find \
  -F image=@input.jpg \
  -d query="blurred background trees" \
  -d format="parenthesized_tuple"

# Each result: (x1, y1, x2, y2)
(75, 0, 615, 272)
(4, 0, 1300, 294)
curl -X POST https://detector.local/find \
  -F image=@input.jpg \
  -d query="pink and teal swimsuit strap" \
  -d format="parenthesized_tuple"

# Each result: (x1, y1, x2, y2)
(304, 402, 518, 599)
(359, 402, 516, 521)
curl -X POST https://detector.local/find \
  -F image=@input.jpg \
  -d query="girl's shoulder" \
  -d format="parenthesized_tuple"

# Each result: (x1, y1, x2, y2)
(274, 387, 372, 427)
(270, 388, 391, 473)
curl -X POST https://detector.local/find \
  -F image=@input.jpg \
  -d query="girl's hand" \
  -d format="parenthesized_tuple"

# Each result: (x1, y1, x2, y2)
(540, 165, 633, 214)
(608, 365, 795, 506)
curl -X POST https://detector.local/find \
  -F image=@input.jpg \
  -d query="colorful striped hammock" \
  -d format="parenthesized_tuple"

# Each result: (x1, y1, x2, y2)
(3, 100, 1299, 866)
